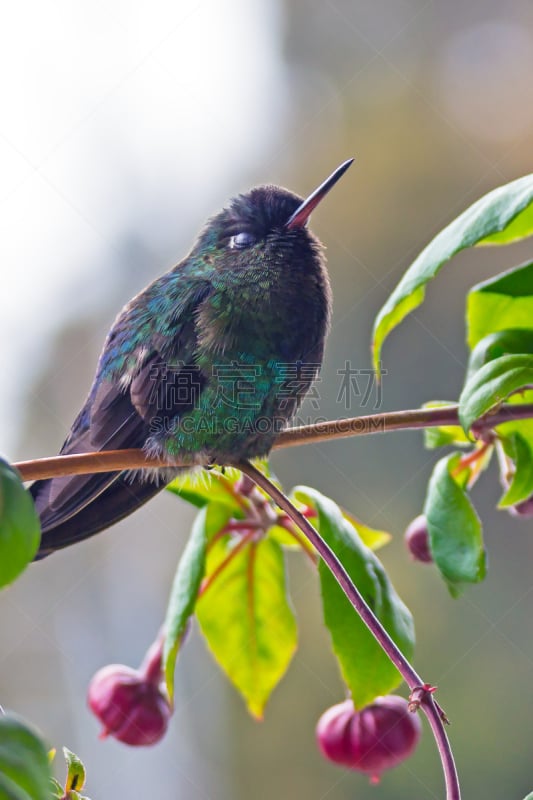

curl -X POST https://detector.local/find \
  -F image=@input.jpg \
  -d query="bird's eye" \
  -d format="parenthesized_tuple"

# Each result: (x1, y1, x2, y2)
(229, 231, 255, 249)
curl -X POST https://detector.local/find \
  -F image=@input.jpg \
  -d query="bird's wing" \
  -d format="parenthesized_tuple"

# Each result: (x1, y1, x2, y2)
(33, 471, 176, 558)
(32, 287, 210, 554)
(32, 353, 206, 552)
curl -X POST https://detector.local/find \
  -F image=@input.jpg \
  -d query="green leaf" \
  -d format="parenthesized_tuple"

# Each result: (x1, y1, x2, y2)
(424, 426, 471, 449)
(467, 329, 533, 381)
(267, 523, 313, 552)
(295, 487, 414, 710)
(467, 262, 533, 349)
(0, 715, 52, 800)
(196, 535, 297, 719)
(271, 498, 390, 553)
(498, 433, 533, 508)
(50, 777, 64, 799)
(0, 460, 41, 588)
(340, 510, 391, 550)
(372, 174, 533, 373)
(166, 467, 245, 512)
(163, 504, 213, 701)
(63, 748, 85, 793)
(493, 388, 533, 451)
(459, 354, 533, 433)
(267, 493, 316, 552)
(480, 199, 533, 244)
(422, 401, 471, 449)
(424, 454, 486, 595)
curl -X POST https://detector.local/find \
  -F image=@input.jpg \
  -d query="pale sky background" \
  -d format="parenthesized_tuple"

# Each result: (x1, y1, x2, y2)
(0, 0, 288, 453)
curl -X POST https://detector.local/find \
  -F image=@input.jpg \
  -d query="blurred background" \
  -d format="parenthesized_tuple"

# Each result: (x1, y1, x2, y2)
(1, 0, 533, 797)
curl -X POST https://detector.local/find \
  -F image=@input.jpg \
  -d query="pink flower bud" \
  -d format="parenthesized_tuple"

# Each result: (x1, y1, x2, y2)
(316, 696, 421, 783)
(404, 515, 433, 563)
(88, 637, 171, 746)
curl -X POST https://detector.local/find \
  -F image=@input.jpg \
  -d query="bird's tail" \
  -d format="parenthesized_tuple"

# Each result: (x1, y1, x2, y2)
(32, 470, 175, 559)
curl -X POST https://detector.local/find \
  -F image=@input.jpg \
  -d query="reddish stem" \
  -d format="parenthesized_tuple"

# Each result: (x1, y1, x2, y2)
(224, 520, 262, 532)
(235, 459, 461, 800)
(206, 520, 262, 554)
(199, 529, 256, 597)
(140, 635, 165, 685)
(451, 440, 492, 478)
(205, 526, 231, 554)
(218, 472, 250, 512)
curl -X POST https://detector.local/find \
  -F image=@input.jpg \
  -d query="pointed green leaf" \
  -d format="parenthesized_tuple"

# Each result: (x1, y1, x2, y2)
(459, 354, 533, 433)
(494, 388, 533, 452)
(267, 523, 313, 551)
(0, 715, 52, 800)
(268, 493, 316, 552)
(163, 505, 215, 700)
(372, 174, 533, 373)
(424, 426, 471, 449)
(196, 536, 297, 719)
(283, 489, 391, 552)
(63, 748, 85, 793)
(498, 433, 533, 508)
(0, 460, 41, 588)
(166, 467, 245, 512)
(423, 401, 471, 449)
(467, 262, 533, 349)
(50, 777, 64, 799)
(467, 329, 533, 381)
(480, 199, 533, 244)
(424, 454, 486, 595)
(295, 487, 414, 710)
(340, 510, 391, 550)
(270, 505, 390, 553)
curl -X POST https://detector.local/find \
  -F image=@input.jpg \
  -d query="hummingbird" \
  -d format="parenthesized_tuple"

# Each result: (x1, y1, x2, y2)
(31, 159, 353, 558)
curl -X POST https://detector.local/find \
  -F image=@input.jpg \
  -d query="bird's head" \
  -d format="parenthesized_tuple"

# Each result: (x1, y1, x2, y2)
(190, 159, 354, 282)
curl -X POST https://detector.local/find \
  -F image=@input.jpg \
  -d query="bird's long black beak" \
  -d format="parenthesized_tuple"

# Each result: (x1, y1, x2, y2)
(285, 158, 354, 230)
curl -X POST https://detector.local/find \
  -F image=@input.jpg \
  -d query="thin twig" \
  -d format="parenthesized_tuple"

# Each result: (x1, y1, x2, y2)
(451, 440, 492, 478)
(14, 403, 533, 482)
(217, 472, 250, 512)
(235, 459, 461, 800)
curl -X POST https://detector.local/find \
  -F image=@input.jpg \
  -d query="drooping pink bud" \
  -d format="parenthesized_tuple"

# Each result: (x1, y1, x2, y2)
(404, 515, 433, 563)
(87, 636, 171, 746)
(316, 696, 421, 783)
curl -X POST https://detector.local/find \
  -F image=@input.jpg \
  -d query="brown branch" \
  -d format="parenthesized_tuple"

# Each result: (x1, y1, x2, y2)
(13, 403, 533, 482)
